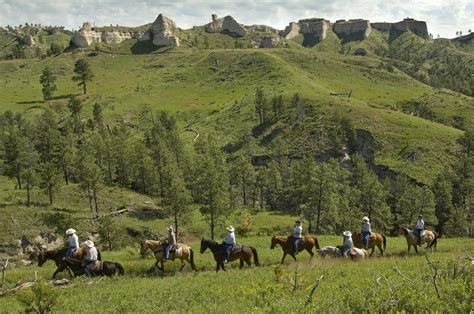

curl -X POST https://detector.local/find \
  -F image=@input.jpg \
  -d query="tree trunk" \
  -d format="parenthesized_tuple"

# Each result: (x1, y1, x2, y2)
(93, 189, 99, 217)
(174, 212, 179, 240)
(48, 185, 53, 205)
(242, 179, 247, 205)
(82, 79, 87, 94)
(88, 189, 94, 212)
(26, 183, 31, 207)
(210, 209, 215, 240)
(16, 176, 22, 190)
(260, 187, 264, 209)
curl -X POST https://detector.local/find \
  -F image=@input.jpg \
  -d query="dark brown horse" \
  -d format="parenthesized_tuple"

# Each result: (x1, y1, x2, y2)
(351, 231, 387, 256)
(200, 239, 259, 272)
(270, 235, 321, 264)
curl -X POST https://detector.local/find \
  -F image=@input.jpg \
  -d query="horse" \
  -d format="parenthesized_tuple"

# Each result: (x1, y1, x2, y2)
(399, 227, 437, 253)
(200, 238, 259, 272)
(140, 239, 196, 272)
(54, 257, 124, 278)
(318, 246, 367, 259)
(37, 248, 103, 278)
(270, 235, 321, 264)
(317, 246, 341, 258)
(351, 231, 387, 256)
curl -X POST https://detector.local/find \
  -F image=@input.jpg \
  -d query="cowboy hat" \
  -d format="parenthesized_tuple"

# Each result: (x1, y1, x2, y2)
(226, 226, 235, 232)
(83, 240, 94, 248)
(362, 216, 370, 222)
(295, 220, 302, 224)
(65, 228, 76, 235)
(418, 214, 423, 218)
(343, 231, 352, 237)
(167, 226, 174, 231)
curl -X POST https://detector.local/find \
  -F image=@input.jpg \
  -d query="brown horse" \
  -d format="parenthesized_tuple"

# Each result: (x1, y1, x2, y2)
(351, 231, 387, 256)
(399, 227, 437, 253)
(140, 239, 196, 272)
(270, 235, 321, 264)
(200, 238, 259, 272)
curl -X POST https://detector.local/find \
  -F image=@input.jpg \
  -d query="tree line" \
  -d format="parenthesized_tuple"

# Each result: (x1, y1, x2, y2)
(0, 88, 472, 239)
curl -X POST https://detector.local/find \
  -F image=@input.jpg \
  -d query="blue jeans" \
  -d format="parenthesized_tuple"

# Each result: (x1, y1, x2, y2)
(164, 244, 173, 259)
(291, 237, 300, 254)
(84, 260, 95, 277)
(223, 243, 234, 261)
(362, 232, 371, 249)
(65, 247, 77, 258)
(342, 245, 351, 257)
(415, 229, 423, 244)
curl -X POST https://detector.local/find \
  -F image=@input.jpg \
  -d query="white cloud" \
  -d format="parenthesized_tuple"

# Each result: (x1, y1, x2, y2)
(0, 0, 472, 37)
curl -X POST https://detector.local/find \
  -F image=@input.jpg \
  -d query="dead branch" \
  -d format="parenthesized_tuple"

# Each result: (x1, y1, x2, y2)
(0, 258, 9, 288)
(394, 265, 417, 285)
(425, 252, 441, 298)
(304, 274, 324, 308)
(0, 271, 37, 297)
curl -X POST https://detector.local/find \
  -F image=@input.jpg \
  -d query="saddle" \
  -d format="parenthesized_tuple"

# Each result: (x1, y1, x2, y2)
(349, 249, 358, 258)
(233, 244, 243, 253)
(92, 260, 103, 271)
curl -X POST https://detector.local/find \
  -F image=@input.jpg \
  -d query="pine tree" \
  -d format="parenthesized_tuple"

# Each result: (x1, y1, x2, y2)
(78, 153, 102, 217)
(40, 67, 57, 100)
(72, 59, 94, 94)
(255, 87, 268, 125)
(39, 162, 62, 205)
(17, 138, 39, 206)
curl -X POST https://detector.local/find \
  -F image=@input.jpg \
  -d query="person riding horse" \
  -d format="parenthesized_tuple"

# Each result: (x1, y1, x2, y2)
(291, 220, 303, 255)
(361, 217, 371, 250)
(83, 240, 98, 277)
(341, 231, 353, 258)
(65, 228, 79, 258)
(163, 226, 176, 262)
(223, 226, 236, 263)
(415, 214, 424, 245)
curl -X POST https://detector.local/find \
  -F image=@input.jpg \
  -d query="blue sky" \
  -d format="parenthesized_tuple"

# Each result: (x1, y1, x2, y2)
(0, 0, 472, 38)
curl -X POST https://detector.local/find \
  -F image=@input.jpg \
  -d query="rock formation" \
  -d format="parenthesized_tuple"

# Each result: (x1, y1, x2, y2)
(254, 36, 280, 48)
(333, 19, 371, 40)
(246, 25, 279, 34)
(72, 22, 101, 47)
(205, 14, 247, 37)
(280, 22, 300, 39)
(22, 35, 36, 47)
(371, 19, 428, 39)
(101, 30, 133, 44)
(149, 14, 180, 47)
(280, 18, 329, 44)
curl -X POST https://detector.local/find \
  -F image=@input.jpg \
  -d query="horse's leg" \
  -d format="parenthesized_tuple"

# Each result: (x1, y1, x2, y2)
(378, 243, 383, 256)
(52, 267, 61, 279)
(179, 258, 185, 271)
(281, 252, 287, 264)
(370, 246, 375, 257)
(306, 247, 314, 259)
(414, 245, 418, 254)
(239, 258, 244, 269)
(215, 262, 220, 273)
(221, 262, 227, 272)
(290, 253, 297, 261)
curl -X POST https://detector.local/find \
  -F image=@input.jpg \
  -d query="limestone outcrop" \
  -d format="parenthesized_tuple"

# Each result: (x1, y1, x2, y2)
(101, 31, 133, 44)
(205, 14, 247, 37)
(253, 36, 280, 48)
(149, 14, 180, 47)
(280, 19, 329, 43)
(371, 19, 428, 39)
(72, 22, 101, 47)
(333, 19, 371, 40)
(246, 25, 279, 34)
(280, 22, 300, 39)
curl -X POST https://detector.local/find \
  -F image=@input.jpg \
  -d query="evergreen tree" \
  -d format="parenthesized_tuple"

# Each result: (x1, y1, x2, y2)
(97, 216, 122, 250)
(39, 162, 62, 205)
(78, 153, 102, 217)
(255, 87, 268, 125)
(432, 171, 453, 236)
(39, 67, 57, 100)
(72, 59, 94, 94)
(17, 138, 39, 206)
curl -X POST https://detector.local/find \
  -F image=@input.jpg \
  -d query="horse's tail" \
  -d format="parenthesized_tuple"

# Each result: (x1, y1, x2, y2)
(250, 246, 259, 266)
(311, 235, 321, 250)
(115, 262, 125, 275)
(189, 248, 197, 271)
(382, 233, 387, 251)
(429, 232, 437, 250)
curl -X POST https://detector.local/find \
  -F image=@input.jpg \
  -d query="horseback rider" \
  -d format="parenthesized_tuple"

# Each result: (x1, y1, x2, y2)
(291, 220, 303, 255)
(341, 231, 353, 258)
(415, 214, 424, 245)
(361, 216, 371, 250)
(163, 226, 176, 262)
(223, 226, 236, 263)
(83, 240, 98, 277)
(65, 228, 79, 258)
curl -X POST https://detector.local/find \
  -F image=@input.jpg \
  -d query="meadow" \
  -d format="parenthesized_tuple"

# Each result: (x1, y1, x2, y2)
(0, 234, 472, 313)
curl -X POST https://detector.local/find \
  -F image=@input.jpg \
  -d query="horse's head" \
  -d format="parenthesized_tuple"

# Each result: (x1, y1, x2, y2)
(398, 227, 408, 236)
(270, 235, 277, 249)
(37, 250, 47, 267)
(139, 240, 148, 256)
(200, 238, 208, 254)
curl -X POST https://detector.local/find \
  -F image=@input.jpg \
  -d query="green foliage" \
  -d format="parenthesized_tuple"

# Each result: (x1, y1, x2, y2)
(72, 59, 94, 94)
(17, 281, 59, 313)
(97, 215, 122, 250)
(39, 67, 57, 100)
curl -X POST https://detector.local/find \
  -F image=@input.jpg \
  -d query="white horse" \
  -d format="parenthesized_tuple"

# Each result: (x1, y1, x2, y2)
(317, 246, 368, 259)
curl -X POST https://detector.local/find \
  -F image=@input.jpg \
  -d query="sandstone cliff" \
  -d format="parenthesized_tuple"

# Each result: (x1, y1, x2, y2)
(205, 14, 247, 37)
(72, 22, 136, 48)
(371, 19, 428, 39)
(150, 14, 180, 47)
(333, 19, 371, 40)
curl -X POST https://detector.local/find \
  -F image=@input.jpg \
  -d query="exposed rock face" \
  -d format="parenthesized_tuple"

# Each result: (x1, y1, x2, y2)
(246, 25, 279, 34)
(256, 36, 280, 48)
(101, 31, 133, 44)
(150, 14, 180, 47)
(333, 19, 371, 40)
(72, 22, 101, 47)
(136, 31, 151, 41)
(371, 19, 428, 39)
(371, 22, 391, 32)
(392, 18, 428, 39)
(280, 22, 300, 39)
(354, 48, 368, 56)
(22, 35, 36, 47)
(298, 18, 329, 41)
(205, 15, 247, 37)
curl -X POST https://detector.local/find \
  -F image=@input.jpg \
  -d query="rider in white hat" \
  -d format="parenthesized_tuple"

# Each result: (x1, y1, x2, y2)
(361, 216, 371, 250)
(65, 228, 79, 258)
(415, 214, 424, 245)
(223, 226, 236, 263)
(83, 240, 98, 277)
(163, 226, 176, 262)
(341, 231, 353, 258)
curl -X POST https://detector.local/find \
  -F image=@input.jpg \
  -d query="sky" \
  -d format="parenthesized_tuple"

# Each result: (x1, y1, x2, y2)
(0, 0, 472, 38)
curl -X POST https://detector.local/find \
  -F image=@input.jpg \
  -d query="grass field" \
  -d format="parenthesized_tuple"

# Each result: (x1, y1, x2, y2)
(0, 236, 472, 312)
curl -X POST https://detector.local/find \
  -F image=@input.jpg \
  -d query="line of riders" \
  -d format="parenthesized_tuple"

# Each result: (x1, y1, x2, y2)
(43, 214, 429, 277)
